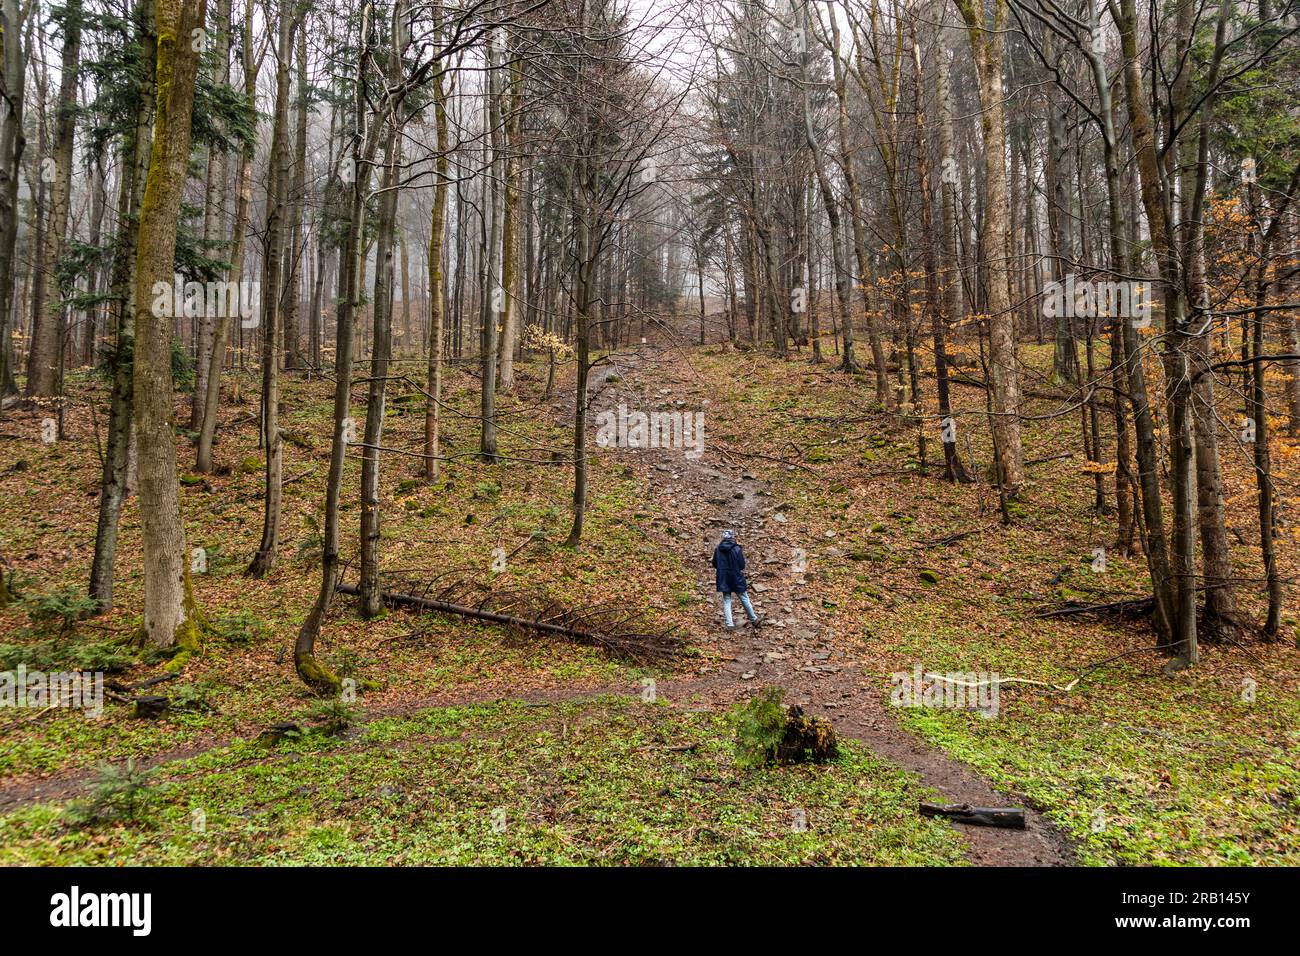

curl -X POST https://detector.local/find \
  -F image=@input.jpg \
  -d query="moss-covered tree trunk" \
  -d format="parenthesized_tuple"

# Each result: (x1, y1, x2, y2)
(132, 0, 208, 650)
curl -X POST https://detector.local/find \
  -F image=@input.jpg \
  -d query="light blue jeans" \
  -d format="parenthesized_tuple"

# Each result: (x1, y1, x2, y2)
(722, 591, 757, 627)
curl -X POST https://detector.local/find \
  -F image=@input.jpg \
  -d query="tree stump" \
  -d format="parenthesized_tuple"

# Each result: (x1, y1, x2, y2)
(130, 696, 169, 719)
(255, 722, 303, 748)
(774, 705, 838, 764)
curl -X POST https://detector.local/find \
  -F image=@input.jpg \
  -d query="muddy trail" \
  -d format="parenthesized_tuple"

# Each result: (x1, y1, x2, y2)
(581, 326, 1075, 866)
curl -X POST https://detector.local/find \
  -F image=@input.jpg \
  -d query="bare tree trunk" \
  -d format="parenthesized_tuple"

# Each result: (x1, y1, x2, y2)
(697, 247, 707, 346)
(424, 70, 450, 481)
(479, 30, 502, 462)
(1250, 283, 1282, 638)
(281, 15, 309, 372)
(248, 3, 295, 579)
(1287, 306, 1300, 438)
(498, 41, 522, 391)
(197, 0, 257, 473)
(26, 0, 81, 398)
(1075, 0, 1171, 637)
(1245, 161, 1300, 639)
(1045, 84, 1079, 385)
(799, 6, 849, 373)
(914, 30, 969, 483)
(359, 4, 408, 618)
(1115, 0, 1194, 660)
(190, 0, 233, 429)
(567, 179, 595, 549)
(89, 0, 156, 610)
(955, 0, 1024, 494)
(132, 0, 208, 649)
(0, 0, 28, 401)
(81, 154, 107, 367)
(294, 4, 380, 694)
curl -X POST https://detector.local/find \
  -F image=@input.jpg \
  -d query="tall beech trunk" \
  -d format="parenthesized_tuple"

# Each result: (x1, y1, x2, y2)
(799, 6, 849, 372)
(915, 33, 969, 483)
(81, 155, 107, 367)
(26, 0, 81, 398)
(282, 18, 308, 371)
(567, 170, 595, 549)
(0, 0, 28, 400)
(424, 70, 450, 481)
(1085, 0, 1174, 644)
(294, 5, 380, 694)
(359, 5, 407, 617)
(1116, 0, 1198, 664)
(1287, 307, 1300, 439)
(132, 0, 208, 649)
(26, 64, 48, 398)
(497, 44, 522, 391)
(196, 0, 256, 473)
(89, 0, 156, 610)
(824, 17, 875, 377)
(1045, 88, 1079, 386)
(479, 31, 502, 462)
(955, 0, 1024, 494)
(190, 0, 233, 429)
(1250, 284, 1282, 638)
(248, 3, 294, 579)
(1246, 160, 1300, 639)
(1181, 0, 1239, 637)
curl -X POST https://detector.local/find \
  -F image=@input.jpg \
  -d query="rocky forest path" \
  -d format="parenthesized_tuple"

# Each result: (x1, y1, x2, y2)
(581, 329, 1075, 866)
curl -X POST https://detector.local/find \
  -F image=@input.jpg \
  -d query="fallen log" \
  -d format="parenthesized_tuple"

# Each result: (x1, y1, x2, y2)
(255, 722, 303, 748)
(106, 673, 179, 695)
(935, 371, 1097, 405)
(1035, 596, 1155, 620)
(333, 582, 683, 662)
(129, 696, 170, 719)
(920, 802, 1027, 829)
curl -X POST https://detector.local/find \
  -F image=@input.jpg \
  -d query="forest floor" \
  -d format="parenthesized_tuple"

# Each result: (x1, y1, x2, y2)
(1, 315, 1298, 865)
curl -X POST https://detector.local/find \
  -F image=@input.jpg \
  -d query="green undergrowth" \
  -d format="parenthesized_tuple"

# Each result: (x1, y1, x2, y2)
(0, 696, 966, 866)
(692, 337, 1300, 865)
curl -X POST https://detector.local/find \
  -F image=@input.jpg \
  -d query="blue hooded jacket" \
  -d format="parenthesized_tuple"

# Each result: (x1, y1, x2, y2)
(711, 538, 748, 593)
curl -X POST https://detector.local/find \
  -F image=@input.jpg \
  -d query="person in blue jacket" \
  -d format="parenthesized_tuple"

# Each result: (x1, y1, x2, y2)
(711, 530, 761, 629)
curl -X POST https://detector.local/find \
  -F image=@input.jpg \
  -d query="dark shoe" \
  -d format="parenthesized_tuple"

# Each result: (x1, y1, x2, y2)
(747, 614, 764, 628)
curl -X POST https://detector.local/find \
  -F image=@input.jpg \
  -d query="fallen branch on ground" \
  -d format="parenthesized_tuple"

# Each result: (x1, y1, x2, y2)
(334, 581, 684, 663)
(1034, 596, 1155, 620)
(919, 803, 1027, 829)
(104, 673, 179, 695)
